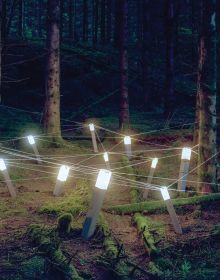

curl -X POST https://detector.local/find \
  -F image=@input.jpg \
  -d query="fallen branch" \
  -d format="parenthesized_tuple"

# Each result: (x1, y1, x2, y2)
(106, 193, 220, 215)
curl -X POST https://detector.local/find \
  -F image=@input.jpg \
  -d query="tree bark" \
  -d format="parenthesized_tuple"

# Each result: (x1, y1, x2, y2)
(164, 0, 175, 118)
(60, 0, 63, 42)
(118, 0, 129, 130)
(44, 0, 62, 145)
(197, 0, 217, 193)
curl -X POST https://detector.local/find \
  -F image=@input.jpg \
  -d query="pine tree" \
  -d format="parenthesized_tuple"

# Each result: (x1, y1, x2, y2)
(44, 0, 62, 145)
(118, 0, 129, 130)
(197, 0, 217, 192)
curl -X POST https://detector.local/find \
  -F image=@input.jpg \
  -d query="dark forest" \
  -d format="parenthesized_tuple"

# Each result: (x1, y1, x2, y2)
(0, 1, 219, 279)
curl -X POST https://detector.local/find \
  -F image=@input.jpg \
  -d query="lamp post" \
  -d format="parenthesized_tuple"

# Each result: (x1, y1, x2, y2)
(27, 135, 41, 164)
(124, 136, 132, 159)
(143, 158, 158, 199)
(53, 165, 70, 196)
(178, 148, 191, 191)
(82, 169, 112, 240)
(0, 159, 16, 198)
(103, 152, 110, 169)
(89, 124, 98, 153)
(160, 186, 182, 234)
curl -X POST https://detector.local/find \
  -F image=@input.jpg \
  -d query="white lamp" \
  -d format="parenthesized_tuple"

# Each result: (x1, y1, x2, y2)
(89, 123, 95, 131)
(160, 186, 170, 201)
(181, 147, 191, 160)
(27, 135, 35, 145)
(0, 159, 7, 171)
(0, 158, 16, 198)
(103, 152, 109, 162)
(27, 135, 41, 164)
(53, 165, 70, 196)
(57, 165, 70, 182)
(143, 158, 159, 199)
(89, 123, 98, 152)
(124, 136, 132, 159)
(160, 186, 182, 234)
(82, 168, 112, 240)
(95, 169, 112, 190)
(178, 147, 192, 191)
(124, 136, 131, 145)
(151, 158, 158, 169)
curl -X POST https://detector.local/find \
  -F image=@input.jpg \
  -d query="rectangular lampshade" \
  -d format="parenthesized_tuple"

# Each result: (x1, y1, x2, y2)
(95, 169, 112, 190)
(57, 165, 70, 182)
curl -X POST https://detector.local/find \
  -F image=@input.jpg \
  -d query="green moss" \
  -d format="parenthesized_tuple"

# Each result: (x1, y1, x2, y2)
(21, 256, 45, 279)
(133, 213, 158, 255)
(147, 261, 163, 277)
(57, 213, 73, 236)
(97, 214, 133, 279)
(39, 179, 91, 217)
(97, 213, 118, 258)
(107, 193, 220, 215)
(27, 224, 83, 280)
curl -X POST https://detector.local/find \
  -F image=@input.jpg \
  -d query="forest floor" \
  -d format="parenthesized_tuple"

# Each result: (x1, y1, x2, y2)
(0, 39, 220, 279)
(0, 107, 220, 280)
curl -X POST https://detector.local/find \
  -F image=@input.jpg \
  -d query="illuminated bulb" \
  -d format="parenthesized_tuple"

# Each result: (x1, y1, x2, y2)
(151, 158, 158, 169)
(95, 169, 112, 190)
(57, 165, 70, 182)
(27, 135, 35, 145)
(160, 186, 170, 201)
(103, 152, 109, 162)
(89, 123, 95, 131)
(124, 136, 131, 145)
(0, 159, 7, 171)
(181, 147, 191, 160)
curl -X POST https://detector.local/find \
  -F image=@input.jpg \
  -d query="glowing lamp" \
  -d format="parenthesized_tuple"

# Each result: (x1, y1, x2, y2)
(151, 158, 158, 169)
(160, 186, 170, 201)
(0, 159, 7, 171)
(95, 169, 112, 190)
(124, 136, 131, 145)
(181, 147, 191, 160)
(57, 165, 70, 182)
(103, 152, 109, 162)
(89, 123, 95, 131)
(27, 135, 35, 145)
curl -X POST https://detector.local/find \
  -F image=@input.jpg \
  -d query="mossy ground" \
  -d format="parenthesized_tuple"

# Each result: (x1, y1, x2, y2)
(0, 109, 219, 279)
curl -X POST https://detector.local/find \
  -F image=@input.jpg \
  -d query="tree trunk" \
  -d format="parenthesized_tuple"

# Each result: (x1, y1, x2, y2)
(93, 0, 99, 46)
(197, 0, 217, 193)
(44, 0, 62, 145)
(100, 0, 106, 44)
(164, 0, 175, 118)
(118, 0, 129, 130)
(83, 0, 88, 42)
(60, 0, 63, 42)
